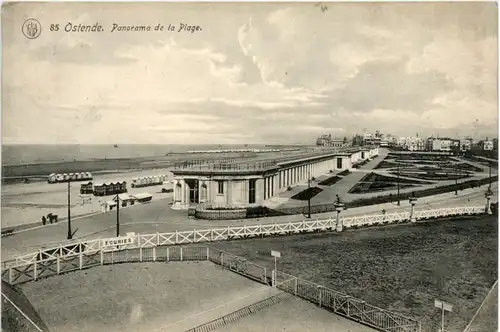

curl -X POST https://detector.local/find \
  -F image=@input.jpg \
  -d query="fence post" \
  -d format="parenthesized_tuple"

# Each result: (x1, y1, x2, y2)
(221, 252, 224, 268)
(206, 247, 209, 260)
(79, 250, 83, 269)
(180, 247, 183, 261)
(272, 270, 276, 288)
(100, 249, 104, 265)
(8, 268, 12, 284)
(318, 286, 322, 307)
(176, 231, 179, 244)
(33, 262, 37, 281)
(157, 232, 160, 246)
(264, 267, 267, 284)
(139, 247, 143, 262)
(294, 277, 298, 296)
(57, 257, 60, 274)
(153, 247, 156, 262)
(167, 247, 170, 262)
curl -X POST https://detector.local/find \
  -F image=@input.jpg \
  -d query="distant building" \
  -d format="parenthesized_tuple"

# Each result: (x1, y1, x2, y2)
(316, 134, 348, 147)
(482, 140, 494, 151)
(460, 139, 472, 152)
(426, 137, 460, 153)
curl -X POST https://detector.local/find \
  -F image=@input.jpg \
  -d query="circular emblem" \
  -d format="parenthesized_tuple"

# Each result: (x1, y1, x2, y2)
(22, 18, 42, 39)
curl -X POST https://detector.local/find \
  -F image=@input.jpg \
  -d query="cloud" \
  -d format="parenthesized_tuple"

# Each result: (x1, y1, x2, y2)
(2, 2, 498, 144)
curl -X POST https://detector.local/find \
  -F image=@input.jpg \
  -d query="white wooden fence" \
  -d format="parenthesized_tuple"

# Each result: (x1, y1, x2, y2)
(3, 206, 486, 269)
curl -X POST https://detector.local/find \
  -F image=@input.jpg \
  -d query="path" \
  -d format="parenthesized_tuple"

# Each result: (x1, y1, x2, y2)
(2, 182, 496, 261)
(463, 281, 498, 332)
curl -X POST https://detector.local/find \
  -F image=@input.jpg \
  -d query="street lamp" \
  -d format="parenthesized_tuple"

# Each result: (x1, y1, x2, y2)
(67, 181, 72, 240)
(397, 159, 401, 206)
(116, 193, 120, 237)
(307, 168, 312, 219)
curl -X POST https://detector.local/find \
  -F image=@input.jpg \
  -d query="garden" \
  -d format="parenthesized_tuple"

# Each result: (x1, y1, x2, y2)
(211, 215, 498, 332)
(347, 172, 431, 194)
(291, 187, 323, 201)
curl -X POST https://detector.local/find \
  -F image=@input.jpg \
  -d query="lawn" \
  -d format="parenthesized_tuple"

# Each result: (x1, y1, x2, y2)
(291, 187, 323, 200)
(318, 175, 342, 186)
(348, 172, 430, 194)
(210, 216, 498, 332)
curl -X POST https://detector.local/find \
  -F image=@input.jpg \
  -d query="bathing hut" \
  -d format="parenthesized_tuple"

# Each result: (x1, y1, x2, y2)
(48, 173, 57, 183)
(56, 174, 64, 182)
(80, 182, 93, 194)
(93, 183, 106, 196)
(75, 172, 82, 180)
(63, 173, 69, 181)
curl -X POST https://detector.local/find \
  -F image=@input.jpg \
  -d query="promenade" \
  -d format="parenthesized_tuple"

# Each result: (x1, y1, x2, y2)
(1, 181, 496, 261)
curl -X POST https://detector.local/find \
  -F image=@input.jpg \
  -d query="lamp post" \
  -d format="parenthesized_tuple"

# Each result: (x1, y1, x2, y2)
(67, 180, 72, 240)
(397, 159, 401, 206)
(307, 168, 312, 219)
(116, 193, 120, 237)
(455, 163, 458, 196)
(488, 161, 492, 192)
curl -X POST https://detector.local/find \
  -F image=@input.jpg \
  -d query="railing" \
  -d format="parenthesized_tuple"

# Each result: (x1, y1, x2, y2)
(3, 206, 486, 270)
(175, 161, 278, 172)
(0, 244, 421, 332)
(275, 274, 420, 332)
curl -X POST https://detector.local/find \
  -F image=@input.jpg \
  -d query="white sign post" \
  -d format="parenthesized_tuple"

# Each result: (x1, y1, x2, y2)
(434, 299, 453, 332)
(271, 250, 281, 284)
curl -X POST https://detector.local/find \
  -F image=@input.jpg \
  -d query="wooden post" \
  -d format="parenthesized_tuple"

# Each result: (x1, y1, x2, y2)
(139, 247, 143, 262)
(167, 247, 170, 262)
(180, 247, 183, 261)
(8, 268, 12, 284)
(157, 232, 160, 246)
(153, 247, 156, 262)
(100, 249, 104, 265)
(79, 250, 83, 269)
(318, 286, 322, 307)
(57, 257, 60, 274)
(206, 247, 209, 260)
(294, 277, 298, 296)
(33, 262, 37, 281)
(221, 252, 224, 268)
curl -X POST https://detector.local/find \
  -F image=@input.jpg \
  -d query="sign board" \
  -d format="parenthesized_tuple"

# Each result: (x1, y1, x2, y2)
(434, 300, 453, 312)
(101, 235, 135, 248)
(271, 250, 281, 258)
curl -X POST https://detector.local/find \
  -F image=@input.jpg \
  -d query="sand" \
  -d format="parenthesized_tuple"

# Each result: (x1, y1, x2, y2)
(19, 261, 271, 332)
(1, 167, 175, 228)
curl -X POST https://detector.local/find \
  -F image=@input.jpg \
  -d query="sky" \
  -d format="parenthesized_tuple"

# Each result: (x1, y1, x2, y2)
(2, 2, 498, 145)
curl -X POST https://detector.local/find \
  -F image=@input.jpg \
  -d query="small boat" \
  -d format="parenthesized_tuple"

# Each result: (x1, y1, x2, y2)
(114, 144, 119, 148)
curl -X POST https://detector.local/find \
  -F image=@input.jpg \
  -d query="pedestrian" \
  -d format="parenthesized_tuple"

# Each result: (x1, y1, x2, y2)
(41, 216, 46, 226)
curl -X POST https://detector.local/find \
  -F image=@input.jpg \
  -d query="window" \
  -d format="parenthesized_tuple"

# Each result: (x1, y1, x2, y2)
(217, 181, 224, 195)
(337, 158, 343, 169)
(249, 179, 256, 204)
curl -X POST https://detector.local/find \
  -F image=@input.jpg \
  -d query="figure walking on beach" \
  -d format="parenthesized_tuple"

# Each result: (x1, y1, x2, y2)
(41, 215, 46, 226)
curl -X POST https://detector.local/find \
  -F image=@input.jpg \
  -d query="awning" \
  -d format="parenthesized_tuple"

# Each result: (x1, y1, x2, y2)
(113, 193, 133, 201)
(132, 193, 153, 200)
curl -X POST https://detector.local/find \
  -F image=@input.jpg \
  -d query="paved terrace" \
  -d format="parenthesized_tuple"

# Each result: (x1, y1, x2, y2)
(1, 181, 496, 261)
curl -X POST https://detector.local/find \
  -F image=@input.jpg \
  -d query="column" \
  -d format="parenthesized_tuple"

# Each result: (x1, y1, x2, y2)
(335, 203, 345, 232)
(409, 197, 418, 223)
(180, 180, 186, 204)
(264, 177, 267, 200)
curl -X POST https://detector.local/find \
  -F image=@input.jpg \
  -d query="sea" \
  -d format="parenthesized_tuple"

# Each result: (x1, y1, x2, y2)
(1, 144, 275, 166)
